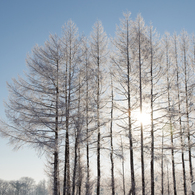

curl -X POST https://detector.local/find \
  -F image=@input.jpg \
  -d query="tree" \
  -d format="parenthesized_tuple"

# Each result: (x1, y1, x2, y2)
(20, 177, 36, 195)
(61, 20, 80, 195)
(0, 179, 9, 195)
(112, 12, 136, 195)
(172, 33, 187, 195)
(109, 74, 115, 195)
(148, 25, 162, 195)
(163, 32, 177, 195)
(80, 36, 94, 195)
(36, 180, 48, 195)
(72, 64, 85, 195)
(0, 34, 64, 195)
(90, 20, 108, 195)
(149, 24, 155, 195)
(180, 30, 194, 195)
(131, 14, 149, 195)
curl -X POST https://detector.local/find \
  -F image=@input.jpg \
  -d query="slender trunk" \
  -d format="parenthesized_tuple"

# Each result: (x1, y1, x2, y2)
(63, 58, 68, 195)
(126, 19, 135, 195)
(167, 164, 170, 195)
(110, 75, 115, 195)
(54, 60, 60, 195)
(97, 31, 101, 195)
(97, 71, 100, 195)
(171, 128, 177, 195)
(121, 136, 126, 195)
(161, 128, 164, 195)
(86, 140, 90, 195)
(181, 126, 187, 195)
(183, 44, 194, 194)
(85, 57, 90, 195)
(97, 97, 100, 195)
(78, 146, 82, 195)
(64, 90, 71, 195)
(72, 131, 78, 195)
(72, 73, 81, 195)
(174, 36, 187, 195)
(78, 75, 82, 195)
(64, 46, 72, 195)
(72, 72, 81, 195)
(150, 27, 154, 195)
(166, 38, 177, 195)
(138, 23, 145, 195)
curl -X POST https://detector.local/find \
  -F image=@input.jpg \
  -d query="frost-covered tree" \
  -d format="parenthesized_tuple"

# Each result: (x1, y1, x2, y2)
(111, 12, 136, 195)
(61, 20, 80, 195)
(0, 34, 64, 195)
(148, 24, 163, 195)
(0, 179, 9, 195)
(162, 32, 178, 195)
(90, 20, 108, 195)
(172, 33, 187, 195)
(180, 30, 194, 195)
(131, 14, 149, 195)
(36, 180, 48, 195)
(80, 36, 95, 195)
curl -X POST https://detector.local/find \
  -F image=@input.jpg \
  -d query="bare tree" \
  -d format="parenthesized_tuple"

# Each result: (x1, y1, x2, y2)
(109, 74, 115, 195)
(180, 30, 194, 195)
(112, 12, 136, 195)
(172, 33, 187, 195)
(72, 73, 82, 195)
(61, 20, 80, 195)
(0, 34, 64, 195)
(131, 14, 149, 195)
(163, 32, 177, 195)
(149, 25, 162, 195)
(80, 36, 93, 195)
(90, 20, 108, 195)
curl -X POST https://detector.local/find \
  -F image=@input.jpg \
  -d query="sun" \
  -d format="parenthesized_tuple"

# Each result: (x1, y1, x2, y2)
(137, 111, 151, 126)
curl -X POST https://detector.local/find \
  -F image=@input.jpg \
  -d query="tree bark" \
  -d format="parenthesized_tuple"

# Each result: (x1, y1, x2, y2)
(161, 129, 164, 195)
(110, 75, 115, 195)
(174, 34, 187, 195)
(165, 35, 177, 195)
(126, 17, 135, 195)
(54, 60, 60, 195)
(138, 20, 145, 195)
(183, 38, 194, 195)
(150, 26, 154, 195)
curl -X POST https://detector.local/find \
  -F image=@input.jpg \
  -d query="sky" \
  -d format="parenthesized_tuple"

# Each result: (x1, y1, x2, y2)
(0, 0, 195, 183)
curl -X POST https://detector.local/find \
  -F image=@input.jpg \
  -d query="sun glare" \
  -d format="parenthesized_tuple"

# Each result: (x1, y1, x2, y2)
(137, 112, 151, 126)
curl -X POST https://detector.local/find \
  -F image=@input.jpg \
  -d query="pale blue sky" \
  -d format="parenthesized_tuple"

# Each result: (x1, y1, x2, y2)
(0, 0, 195, 183)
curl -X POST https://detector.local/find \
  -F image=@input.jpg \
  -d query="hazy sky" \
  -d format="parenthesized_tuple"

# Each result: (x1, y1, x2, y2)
(0, 0, 195, 183)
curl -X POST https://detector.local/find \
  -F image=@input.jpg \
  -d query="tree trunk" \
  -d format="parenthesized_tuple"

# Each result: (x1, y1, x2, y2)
(166, 36, 177, 195)
(78, 147, 82, 195)
(174, 34, 187, 195)
(54, 60, 60, 195)
(121, 136, 126, 195)
(63, 47, 72, 195)
(97, 57, 100, 195)
(167, 164, 170, 195)
(183, 42, 194, 195)
(126, 18, 135, 195)
(150, 26, 154, 195)
(72, 131, 78, 195)
(138, 22, 145, 195)
(85, 48, 90, 195)
(161, 129, 164, 195)
(63, 57, 68, 195)
(110, 75, 115, 195)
